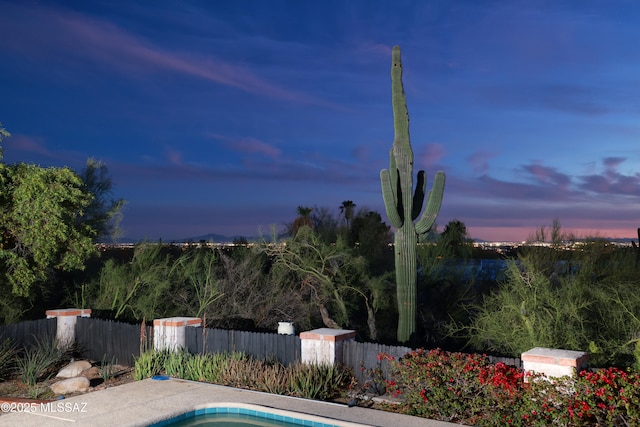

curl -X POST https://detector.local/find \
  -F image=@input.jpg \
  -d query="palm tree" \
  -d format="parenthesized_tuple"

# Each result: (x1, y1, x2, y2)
(339, 200, 356, 229)
(292, 206, 314, 237)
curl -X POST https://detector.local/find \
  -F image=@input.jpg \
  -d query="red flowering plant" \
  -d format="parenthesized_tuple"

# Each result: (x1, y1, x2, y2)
(371, 349, 640, 426)
(516, 367, 640, 426)
(568, 367, 640, 425)
(382, 348, 525, 424)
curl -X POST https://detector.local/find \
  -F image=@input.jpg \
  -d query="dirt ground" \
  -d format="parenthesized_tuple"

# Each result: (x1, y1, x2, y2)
(0, 362, 135, 401)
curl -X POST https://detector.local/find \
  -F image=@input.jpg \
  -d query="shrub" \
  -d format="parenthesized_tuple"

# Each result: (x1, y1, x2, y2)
(383, 348, 523, 424)
(132, 350, 167, 381)
(374, 348, 640, 426)
(0, 338, 17, 380)
(133, 350, 351, 402)
(16, 337, 66, 386)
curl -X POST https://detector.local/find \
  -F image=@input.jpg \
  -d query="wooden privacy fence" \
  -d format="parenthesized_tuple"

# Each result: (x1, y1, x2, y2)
(184, 326, 300, 366)
(342, 340, 522, 383)
(75, 317, 153, 367)
(2, 317, 521, 380)
(0, 318, 56, 349)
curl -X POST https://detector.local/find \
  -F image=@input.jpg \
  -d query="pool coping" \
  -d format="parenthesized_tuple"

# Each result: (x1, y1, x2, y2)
(0, 378, 463, 427)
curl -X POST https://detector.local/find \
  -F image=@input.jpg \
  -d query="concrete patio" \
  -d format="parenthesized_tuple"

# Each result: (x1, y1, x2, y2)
(0, 377, 463, 427)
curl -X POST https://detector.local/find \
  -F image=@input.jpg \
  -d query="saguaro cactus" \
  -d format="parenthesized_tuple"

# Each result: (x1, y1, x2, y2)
(380, 46, 446, 343)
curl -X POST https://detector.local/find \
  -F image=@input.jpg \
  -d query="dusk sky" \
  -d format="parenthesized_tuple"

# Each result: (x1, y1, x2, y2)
(1, 1, 639, 242)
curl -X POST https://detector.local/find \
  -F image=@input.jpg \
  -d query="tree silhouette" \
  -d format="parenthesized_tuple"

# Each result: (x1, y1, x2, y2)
(291, 206, 314, 237)
(339, 200, 356, 229)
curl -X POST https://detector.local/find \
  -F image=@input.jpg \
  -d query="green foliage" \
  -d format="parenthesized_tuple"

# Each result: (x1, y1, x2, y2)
(169, 247, 222, 318)
(134, 350, 351, 401)
(288, 362, 350, 400)
(92, 243, 174, 321)
(439, 219, 474, 259)
(0, 338, 17, 380)
(16, 337, 66, 386)
(374, 348, 640, 426)
(465, 259, 592, 357)
(463, 241, 640, 368)
(266, 227, 388, 339)
(348, 210, 393, 275)
(382, 349, 523, 424)
(0, 121, 10, 159)
(99, 354, 118, 381)
(379, 46, 446, 343)
(132, 349, 167, 380)
(0, 163, 97, 296)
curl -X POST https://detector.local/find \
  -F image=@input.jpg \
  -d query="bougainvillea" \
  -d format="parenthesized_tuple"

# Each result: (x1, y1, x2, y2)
(369, 348, 640, 426)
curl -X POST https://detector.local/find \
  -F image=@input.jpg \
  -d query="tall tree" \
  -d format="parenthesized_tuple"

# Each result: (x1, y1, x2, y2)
(339, 200, 356, 229)
(291, 206, 313, 237)
(380, 47, 446, 343)
(440, 219, 473, 259)
(0, 163, 97, 296)
(79, 158, 126, 242)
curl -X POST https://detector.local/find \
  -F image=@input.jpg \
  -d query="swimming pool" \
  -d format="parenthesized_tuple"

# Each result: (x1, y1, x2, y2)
(148, 403, 367, 427)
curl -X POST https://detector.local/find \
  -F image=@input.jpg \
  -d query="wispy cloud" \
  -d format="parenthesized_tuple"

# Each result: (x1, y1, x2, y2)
(0, 3, 326, 106)
(578, 157, 640, 196)
(6, 134, 52, 157)
(417, 143, 445, 167)
(467, 150, 495, 174)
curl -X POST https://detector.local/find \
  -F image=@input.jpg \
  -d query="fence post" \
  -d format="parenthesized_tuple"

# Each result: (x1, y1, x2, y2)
(45, 308, 92, 349)
(521, 347, 589, 381)
(299, 328, 356, 366)
(153, 317, 202, 351)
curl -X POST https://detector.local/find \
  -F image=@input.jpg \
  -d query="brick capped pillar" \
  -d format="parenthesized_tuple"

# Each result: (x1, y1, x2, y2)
(45, 308, 92, 349)
(153, 317, 202, 351)
(300, 328, 356, 366)
(522, 347, 589, 380)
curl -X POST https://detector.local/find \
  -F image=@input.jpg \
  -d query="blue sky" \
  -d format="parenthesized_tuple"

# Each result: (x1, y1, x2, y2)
(1, 0, 639, 242)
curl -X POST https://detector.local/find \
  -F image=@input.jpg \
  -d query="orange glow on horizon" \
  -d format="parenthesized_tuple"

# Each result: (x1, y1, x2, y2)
(469, 226, 638, 243)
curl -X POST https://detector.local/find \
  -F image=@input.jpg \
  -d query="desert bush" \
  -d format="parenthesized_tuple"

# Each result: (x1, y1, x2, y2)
(287, 362, 350, 400)
(462, 244, 640, 368)
(0, 338, 17, 380)
(132, 349, 167, 381)
(133, 350, 350, 401)
(16, 337, 67, 386)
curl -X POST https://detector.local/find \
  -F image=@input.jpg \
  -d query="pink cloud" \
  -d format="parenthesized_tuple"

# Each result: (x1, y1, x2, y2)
(164, 149, 183, 166)
(6, 134, 52, 157)
(351, 145, 370, 162)
(234, 137, 281, 159)
(522, 163, 571, 188)
(208, 134, 281, 159)
(467, 150, 495, 174)
(417, 143, 445, 167)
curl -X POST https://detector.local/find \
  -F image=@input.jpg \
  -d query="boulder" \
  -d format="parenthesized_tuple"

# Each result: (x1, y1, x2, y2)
(56, 360, 92, 378)
(50, 377, 90, 395)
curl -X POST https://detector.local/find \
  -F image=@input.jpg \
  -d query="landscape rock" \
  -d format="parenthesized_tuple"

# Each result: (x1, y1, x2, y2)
(50, 377, 90, 395)
(56, 360, 92, 378)
(78, 366, 101, 379)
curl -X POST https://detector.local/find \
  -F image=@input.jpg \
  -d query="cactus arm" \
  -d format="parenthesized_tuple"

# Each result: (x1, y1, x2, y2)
(380, 168, 403, 228)
(411, 170, 426, 220)
(379, 46, 447, 343)
(415, 171, 446, 235)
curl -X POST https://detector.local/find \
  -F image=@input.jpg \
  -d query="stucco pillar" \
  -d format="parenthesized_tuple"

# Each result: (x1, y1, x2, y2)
(153, 317, 202, 351)
(45, 308, 92, 349)
(300, 328, 356, 366)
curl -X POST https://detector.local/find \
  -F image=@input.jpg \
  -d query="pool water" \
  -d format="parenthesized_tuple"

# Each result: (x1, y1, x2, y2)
(149, 406, 342, 427)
